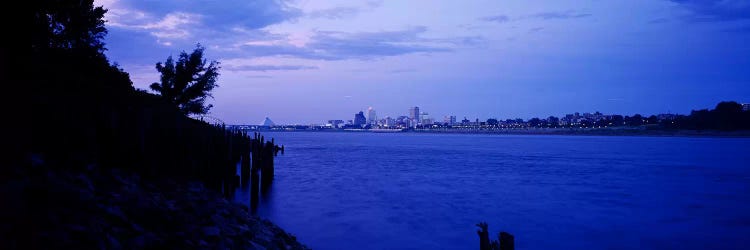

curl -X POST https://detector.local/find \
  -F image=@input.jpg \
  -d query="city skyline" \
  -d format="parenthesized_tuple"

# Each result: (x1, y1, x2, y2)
(97, 0, 750, 124)
(241, 102, 748, 126)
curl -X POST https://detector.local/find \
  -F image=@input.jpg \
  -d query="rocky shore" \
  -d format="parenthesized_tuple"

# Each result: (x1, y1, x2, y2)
(1, 164, 309, 250)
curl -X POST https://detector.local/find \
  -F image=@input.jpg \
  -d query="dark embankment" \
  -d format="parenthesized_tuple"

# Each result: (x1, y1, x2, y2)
(3, 1, 307, 248)
(3, 165, 305, 249)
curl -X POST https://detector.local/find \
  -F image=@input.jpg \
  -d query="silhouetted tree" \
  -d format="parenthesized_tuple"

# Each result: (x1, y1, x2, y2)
(579, 119, 592, 127)
(715, 101, 743, 113)
(150, 45, 220, 115)
(689, 109, 711, 129)
(712, 101, 744, 130)
(547, 116, 559, 127)
(33, 0, 108, 55)
(626, 114, 644, 126)
(611, 115, 624, 126)
(528, 118, 541, 127)
(594, 119, 609, 127)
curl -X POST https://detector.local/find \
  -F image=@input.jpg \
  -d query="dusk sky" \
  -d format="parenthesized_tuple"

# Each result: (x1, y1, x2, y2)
(96, 0, 750, 125)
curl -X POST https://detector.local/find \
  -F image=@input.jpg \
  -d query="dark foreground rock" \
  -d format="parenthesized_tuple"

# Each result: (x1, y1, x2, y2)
(1, 165, 309, 250)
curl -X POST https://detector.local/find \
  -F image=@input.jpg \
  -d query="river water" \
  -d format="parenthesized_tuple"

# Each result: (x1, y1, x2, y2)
(238, 132, 750, 249)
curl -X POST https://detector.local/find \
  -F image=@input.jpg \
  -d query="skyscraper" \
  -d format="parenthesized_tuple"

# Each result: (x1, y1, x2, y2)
(354, 111, 367, 127)
(367, 107, 377, 125)
(384, 116, 395, 127)
(420, 112, 429, 122)
(444, 115, 456, 125)
(409, 106, 420, 124)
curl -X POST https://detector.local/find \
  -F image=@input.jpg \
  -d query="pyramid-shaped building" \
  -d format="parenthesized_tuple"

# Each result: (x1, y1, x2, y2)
(261, 117, 275, 127)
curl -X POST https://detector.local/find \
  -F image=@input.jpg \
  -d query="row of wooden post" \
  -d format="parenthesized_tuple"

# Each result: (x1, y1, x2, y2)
(217, 129, 283, 210)
(244, 132, 283, 209)
(477, 222, 514, 250)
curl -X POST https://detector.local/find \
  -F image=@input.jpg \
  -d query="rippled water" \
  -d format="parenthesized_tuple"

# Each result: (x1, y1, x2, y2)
(238, 132, 750, 249)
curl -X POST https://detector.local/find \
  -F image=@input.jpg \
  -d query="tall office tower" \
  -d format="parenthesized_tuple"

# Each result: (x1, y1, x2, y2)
(444, 115, 457, 125)
(367, 107, 377, 125)
(409, 106, 420, 124)
(354, 111, 367, 126)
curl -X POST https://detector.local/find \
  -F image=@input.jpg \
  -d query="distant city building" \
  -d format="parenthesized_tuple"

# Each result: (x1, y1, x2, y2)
(444, 115, 457, 125)
(593, 111, 604, 121)
(261, 117, 275, 127)
(327, 119, 345, 128)
(367, 107, 377, 125)
(461, 117, 470, 125)
(396, 116, 411, 128)
(384, 116, 395, 127)
(409, 106, 420, 124)
(420, 112, 429, 124)
(657, 114, 676, 121)
(354, 111, 367, 127)
(743, 103, 750, 111)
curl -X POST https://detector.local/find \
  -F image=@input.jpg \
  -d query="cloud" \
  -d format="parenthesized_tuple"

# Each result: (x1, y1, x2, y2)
(98, 0, 472, 65)
(306, 1, 382, 20)
(308, 7, 360, 19)
(531, 11, 592, 20)
(669, 0, 750, 22)
(479, 11, 591, 24)
(389, 68, 417, 74)
(528, 27, 544, 33)
(232, 26, 462, 60)
(480, 15, 510, 23)
(303, 27, 452, 59)
(107, 0, 301, 29)
(224, 64, 319, 72)
(98, 0, 301, 47)
(227, 43, 313, 58)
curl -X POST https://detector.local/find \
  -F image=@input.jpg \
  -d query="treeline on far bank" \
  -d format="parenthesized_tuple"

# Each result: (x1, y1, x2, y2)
(27, 0, 253, 191)
(663, 102, 750, 130)
(547, 101, 750, 131)
(467, 101, 750, 131)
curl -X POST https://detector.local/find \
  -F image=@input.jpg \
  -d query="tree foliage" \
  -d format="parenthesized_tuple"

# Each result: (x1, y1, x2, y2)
(33, 0, 108, 55)
(32, 0, 132, 94)
(150, 45, 220, 115)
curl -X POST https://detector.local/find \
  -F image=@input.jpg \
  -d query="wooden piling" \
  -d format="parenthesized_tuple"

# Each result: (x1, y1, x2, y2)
(477, 223, 514, 250)
(477, 222, 490, 250)
(241, 137, 251, 186)
(250, 168, 260, 210)
(498, 232, 514, 250)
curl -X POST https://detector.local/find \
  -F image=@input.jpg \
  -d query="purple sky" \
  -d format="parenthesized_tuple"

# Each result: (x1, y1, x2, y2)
(96, 0, 750, 125)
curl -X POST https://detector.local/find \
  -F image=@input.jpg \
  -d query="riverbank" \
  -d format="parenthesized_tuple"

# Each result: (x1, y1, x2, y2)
(245, 127, 750, 137)
(1, 163, 308, 250)
(410, 127, 750, 137)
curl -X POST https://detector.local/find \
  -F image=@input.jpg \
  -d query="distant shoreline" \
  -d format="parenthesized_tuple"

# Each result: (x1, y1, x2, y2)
(240, 127, 750, 138)
(410, 128, 750, 138)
